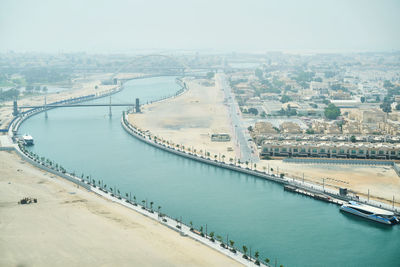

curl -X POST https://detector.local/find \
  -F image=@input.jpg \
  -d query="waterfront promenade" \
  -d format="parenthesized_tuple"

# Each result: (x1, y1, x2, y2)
(12, 76, 400, 266)
(122, 112, 400, 214)
(0, 151, 243, 267)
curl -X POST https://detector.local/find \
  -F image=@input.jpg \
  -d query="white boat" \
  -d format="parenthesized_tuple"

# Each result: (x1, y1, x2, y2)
(22, 134, 34, 146)
(340, 201, 398, 225)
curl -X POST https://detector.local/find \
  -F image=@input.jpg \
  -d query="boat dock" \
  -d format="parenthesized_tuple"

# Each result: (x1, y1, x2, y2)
(284, 185, 345, 206)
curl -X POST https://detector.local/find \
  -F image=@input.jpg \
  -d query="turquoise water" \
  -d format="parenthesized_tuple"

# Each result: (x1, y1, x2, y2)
(19, 76, 400, 267)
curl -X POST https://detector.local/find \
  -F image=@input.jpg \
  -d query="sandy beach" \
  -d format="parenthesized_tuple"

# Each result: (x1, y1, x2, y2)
(0, 150, 243, 267)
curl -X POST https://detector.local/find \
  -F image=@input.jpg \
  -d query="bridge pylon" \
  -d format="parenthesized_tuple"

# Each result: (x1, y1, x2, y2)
(109, 96, 112, 118)
(13, 100, 19, 116)
(44, 96, 48, 119)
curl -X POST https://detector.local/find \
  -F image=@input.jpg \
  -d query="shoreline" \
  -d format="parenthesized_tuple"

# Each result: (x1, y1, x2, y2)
(121, 111, 400, 215)
(0, 150, 243, 267)
(2, 75, 253, 266)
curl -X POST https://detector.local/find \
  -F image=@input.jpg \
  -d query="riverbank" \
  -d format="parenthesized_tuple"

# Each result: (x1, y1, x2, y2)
(128, 76, 399, 207)
(0, 72, 143, 132)
(1, 74, 249, 266)
(0, 150, 244, 267)
(128, 78, 238, 161)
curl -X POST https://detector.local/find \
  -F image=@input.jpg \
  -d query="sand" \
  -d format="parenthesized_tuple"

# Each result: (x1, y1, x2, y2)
(128, 78, 237, 161)
(257, 159, 400, 205)
(0, 151, 243, 267)
(127, 76, 400, 207)
(0, 73, 142, 130)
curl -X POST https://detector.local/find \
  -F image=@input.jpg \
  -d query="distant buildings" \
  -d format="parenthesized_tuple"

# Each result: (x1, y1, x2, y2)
(261, 140, 400, 159)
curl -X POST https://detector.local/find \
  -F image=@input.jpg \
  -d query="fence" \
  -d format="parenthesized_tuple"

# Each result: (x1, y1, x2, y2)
(283, 157, 395, 166)
(283, 157, 400, 178)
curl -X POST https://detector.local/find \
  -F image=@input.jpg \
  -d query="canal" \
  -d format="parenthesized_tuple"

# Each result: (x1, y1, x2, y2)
(19, 76, 400, 267)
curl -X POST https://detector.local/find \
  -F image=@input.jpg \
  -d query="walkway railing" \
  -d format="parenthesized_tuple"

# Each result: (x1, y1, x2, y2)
(121, 112, 399, 215)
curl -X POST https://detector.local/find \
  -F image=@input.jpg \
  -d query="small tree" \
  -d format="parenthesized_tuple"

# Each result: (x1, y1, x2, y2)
(242, 245, 248, 259)
(255, 251, 260, 265)
(209, 231, 215, 241)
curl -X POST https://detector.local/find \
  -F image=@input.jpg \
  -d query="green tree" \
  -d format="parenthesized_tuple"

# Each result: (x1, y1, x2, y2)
(324, 103, 341, 120)
(380, 101, 392, 113)
(350, 135, 356, 143)
(255, 68, 263, 80)
(360, 96, 366, 103)
(206, 72, 215, 79)
(280, 95, 292, 103)
(248, 108, 258, 116)
(209, 231, 215, 241)
(242, 245, 248, 257)
(255, 251, 260, 265)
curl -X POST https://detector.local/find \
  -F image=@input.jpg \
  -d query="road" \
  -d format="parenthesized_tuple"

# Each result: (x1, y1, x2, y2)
(216, 72, 259, 163)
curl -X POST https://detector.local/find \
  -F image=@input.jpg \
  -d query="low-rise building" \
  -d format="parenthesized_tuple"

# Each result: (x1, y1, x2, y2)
(261, 140, 400, 159)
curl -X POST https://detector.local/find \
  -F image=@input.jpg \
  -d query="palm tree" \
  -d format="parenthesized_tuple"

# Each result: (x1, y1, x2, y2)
(216, 235, 222, 243)
(125, 193, 129, 199)
(133, 196, 136, 205)
(265, 258, 270, 264)
(254, 163, 257, 170)
(189, 221, 193, 230)
(157, 206, 161, 214)
(229, 240, 235, 248)
(214, 154, 217, 161)
(229, 158, 233, 164)
(142, 200, 146, 208)
(245, 161, 249, 168)
(255, 251, 260, 265)
(209, 231, 215, 241)
(150, 201, 154, 211)
(222, 155, 226, 162)
(242, 245, 248, 259)
(263, 166, 266, 173)
(238, 159, 241, 165)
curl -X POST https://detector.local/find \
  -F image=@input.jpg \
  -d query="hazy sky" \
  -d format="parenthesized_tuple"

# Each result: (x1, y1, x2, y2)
(1, 0, 399, 53)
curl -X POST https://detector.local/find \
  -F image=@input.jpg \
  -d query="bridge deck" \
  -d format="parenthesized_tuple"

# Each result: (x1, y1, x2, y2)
(18, 104, 135, 108)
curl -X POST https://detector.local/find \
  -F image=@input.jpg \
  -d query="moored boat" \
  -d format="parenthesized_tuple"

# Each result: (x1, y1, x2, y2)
(340, 201, 398, 225)
(22, 134, 34, 146)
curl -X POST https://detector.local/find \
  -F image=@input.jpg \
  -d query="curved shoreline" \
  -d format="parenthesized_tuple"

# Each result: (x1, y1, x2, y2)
(121, 111, 400, 215)
(6, 76, 265, 266)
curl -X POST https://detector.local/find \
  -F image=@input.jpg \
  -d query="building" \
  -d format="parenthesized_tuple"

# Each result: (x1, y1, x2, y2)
(211, 133, 231, 142)
(260, 140, 400, 159)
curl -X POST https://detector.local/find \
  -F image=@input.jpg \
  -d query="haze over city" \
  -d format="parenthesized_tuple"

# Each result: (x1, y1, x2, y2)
(1, 0, 400, 53)
(1, 1, 400, 267)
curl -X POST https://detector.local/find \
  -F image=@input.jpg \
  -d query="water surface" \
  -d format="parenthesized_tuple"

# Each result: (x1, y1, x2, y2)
(19, 76, 400, 267)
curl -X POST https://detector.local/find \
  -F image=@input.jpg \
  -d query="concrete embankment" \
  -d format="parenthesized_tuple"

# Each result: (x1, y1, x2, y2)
(121, 112, 400, 215)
